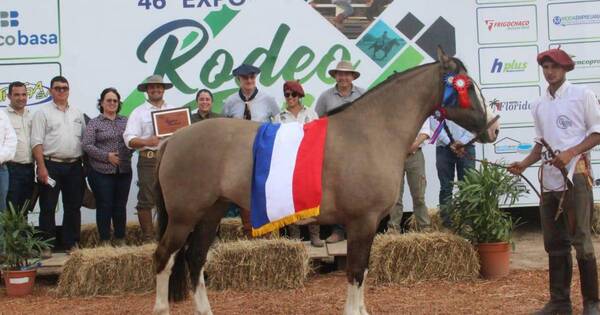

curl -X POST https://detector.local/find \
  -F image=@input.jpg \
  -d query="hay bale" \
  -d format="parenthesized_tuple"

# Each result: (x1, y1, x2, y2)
(406, 208, 443, 232)
(79, 222, 146, 248)
(56, 244, 156, 297)
(593, 204, 600, 234)
(369, 232, 479, 284)
(219, 218, 245, 241)
(205, 238, 309, 290)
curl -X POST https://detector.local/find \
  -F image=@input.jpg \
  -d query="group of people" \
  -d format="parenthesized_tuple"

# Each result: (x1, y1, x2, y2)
(0, 47, 599, 313)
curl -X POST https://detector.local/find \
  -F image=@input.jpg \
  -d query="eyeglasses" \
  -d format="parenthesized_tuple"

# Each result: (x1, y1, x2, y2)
(105, 99, 119, 103)
(240, 74, 256, 80)
(53, 86, 69, 92)
(284, 92, 299, 98)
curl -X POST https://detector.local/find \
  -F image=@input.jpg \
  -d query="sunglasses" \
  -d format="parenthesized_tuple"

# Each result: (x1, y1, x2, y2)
(53, 86, 69, 92)
(284, 92, 299, 98)
(240, 74, 256, 80)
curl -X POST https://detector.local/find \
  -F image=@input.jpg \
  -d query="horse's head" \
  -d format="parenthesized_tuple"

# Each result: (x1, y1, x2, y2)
(436, 47, 499, 144)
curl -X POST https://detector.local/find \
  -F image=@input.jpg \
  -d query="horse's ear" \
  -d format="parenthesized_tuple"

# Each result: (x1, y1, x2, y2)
(437, 46, 451, 69)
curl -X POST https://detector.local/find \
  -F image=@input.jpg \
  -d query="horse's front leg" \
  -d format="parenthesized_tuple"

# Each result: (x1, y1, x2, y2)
(343, 216, 378, 315)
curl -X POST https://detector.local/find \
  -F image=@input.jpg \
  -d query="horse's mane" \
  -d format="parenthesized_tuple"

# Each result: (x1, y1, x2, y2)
(327, 57, 467, 116)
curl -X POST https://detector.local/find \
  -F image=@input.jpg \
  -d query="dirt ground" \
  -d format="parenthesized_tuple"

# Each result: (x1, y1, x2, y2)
(1, 228, 599, 315)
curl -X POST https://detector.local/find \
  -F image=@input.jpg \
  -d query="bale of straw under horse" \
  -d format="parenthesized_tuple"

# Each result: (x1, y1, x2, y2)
(79, 222, 146, 248)
(369, 232, 480, 284)
(405, 208, 443, 232)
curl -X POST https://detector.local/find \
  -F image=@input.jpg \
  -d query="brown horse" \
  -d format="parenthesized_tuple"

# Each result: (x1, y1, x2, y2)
(152, 47, 499, 315)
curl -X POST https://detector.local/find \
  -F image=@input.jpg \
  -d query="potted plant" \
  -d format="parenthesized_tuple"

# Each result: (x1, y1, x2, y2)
(1, 201, 53, 297)
(442, 161, 525, 279)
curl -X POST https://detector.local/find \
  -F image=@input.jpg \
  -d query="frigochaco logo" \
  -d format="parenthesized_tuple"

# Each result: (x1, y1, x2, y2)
(485, 19, 530, 31)
(0, 11, 19, 28)
(553, 14, 600, 27)
(0, 9, 58, 46)
(0, 81, 52, 107)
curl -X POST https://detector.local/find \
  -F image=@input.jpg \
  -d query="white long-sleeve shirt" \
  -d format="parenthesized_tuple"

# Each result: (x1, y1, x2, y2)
(0, 110, 17, 164)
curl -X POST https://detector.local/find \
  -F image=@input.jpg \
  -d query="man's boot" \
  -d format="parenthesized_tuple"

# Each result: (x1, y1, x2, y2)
(578, 257, 600, 315)
(308, 225, 324, 247)
(534, 255, 573, 315)
(239, 208, 252, 238)
(288, 225, 301, 239)
(137, 209, 155, 242)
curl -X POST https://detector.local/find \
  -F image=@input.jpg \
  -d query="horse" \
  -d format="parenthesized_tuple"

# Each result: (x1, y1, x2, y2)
(369, 38, 402, 60)
(151, 47, 500, 315)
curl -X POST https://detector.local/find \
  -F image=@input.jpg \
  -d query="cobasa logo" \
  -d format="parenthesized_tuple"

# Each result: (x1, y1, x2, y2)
(485, 19, 530, 31)
(0, 10, 58, 47)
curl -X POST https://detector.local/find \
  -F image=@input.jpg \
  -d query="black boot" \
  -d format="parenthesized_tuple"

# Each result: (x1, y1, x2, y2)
(578, 257, 600, 315)
(534, 255, 573, 315)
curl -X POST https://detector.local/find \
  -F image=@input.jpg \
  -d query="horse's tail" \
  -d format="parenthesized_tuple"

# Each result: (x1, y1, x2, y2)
(154, 140, 190, 302)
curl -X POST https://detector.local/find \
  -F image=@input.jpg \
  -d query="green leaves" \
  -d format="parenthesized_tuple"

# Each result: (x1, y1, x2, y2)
(442, 162, 526, 244)
(0, 201, 53, 270)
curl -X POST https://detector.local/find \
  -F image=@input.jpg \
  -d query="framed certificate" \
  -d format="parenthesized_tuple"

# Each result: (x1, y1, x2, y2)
(151, 107, 191, 137)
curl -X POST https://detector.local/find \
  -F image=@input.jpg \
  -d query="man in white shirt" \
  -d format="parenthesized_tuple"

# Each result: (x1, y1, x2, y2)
(509, 48, 600, 315)
(31, 76, 86, 254)
(0, 106, 17, 213)
(388, 121, 431, 232)
(123, 74, 175, 241)
(5, 81, 34, 212)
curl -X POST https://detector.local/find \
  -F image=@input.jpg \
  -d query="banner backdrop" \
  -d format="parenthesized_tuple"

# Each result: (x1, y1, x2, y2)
(1, 0, 600, 224)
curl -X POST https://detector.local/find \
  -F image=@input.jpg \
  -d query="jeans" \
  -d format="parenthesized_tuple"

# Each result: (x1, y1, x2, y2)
(436, 145, 475, 226)
(6, 163, 35, 212)
(88, 169, 132, 241)
(38, 160, 84, 249)
(0, 165, 8, 213)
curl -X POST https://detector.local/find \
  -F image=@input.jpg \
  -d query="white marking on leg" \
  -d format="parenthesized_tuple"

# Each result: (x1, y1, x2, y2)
(153, 250, 178, 315)
(344, 279, 361, 315)
(193, 268, 213, 315)
(359, 270, 369, 315)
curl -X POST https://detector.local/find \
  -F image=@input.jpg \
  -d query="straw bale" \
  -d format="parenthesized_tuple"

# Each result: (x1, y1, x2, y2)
(593, 204, 600, 234)
(205, 238, 309, 290)
(406, 208, 443, 232)
(369, 232, 479, 284)
(79, 222, 145, 248)
(56, 244, 156, 297)
(219, 218, 246, 241)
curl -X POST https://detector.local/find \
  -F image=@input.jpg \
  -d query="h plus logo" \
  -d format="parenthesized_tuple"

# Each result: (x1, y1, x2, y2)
(0, 11, 18, 28)
(490, 58, 527, 73)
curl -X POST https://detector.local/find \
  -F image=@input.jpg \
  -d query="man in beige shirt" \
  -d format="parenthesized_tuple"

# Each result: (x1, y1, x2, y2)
(5, 81, 35, 212)
(31, 76, 86, 254)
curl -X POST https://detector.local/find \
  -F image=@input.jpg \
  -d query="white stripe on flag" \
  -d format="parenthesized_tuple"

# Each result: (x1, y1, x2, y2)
(264, 122, 304, 222)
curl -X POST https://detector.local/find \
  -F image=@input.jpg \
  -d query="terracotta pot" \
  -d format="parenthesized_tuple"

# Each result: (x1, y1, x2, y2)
(477, 242, 510, 279)
(2, 269, 37, 297)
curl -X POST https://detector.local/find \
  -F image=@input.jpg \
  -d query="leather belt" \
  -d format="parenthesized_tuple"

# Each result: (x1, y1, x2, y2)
(139, 150, 157, 159)
(44, 156, 81, 163)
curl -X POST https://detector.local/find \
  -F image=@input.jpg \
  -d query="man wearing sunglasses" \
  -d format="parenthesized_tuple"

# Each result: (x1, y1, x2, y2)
(31, 76, 86, 256)
(314, 60, 365, 243)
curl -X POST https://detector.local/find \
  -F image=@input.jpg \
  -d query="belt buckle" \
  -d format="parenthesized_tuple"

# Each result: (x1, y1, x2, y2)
(147, 151, 154, 159)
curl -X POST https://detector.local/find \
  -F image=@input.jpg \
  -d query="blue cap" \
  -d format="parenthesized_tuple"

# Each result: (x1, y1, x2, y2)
(232, 64, 261, 76)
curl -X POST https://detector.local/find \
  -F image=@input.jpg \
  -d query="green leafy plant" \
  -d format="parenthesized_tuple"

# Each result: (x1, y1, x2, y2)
(1, 201, 53, 271)
(442, 161, 526, 244)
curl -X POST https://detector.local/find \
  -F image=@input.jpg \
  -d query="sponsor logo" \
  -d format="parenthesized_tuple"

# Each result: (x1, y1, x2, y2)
(575, 58, 600, 68)
(485, 19, 530, 31)
(494, 137, 533, 154)
(0, 10, 18, 27)
(556, 115, 573, 129)
(490, 58, 527, 73)
(553, 14, 600, 27)
(0, 9, 58, 47)
(489, 98, 531, 111)
(0, 81, 52, 107)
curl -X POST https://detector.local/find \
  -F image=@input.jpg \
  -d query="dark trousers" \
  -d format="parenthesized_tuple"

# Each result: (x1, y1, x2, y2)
(88, 169, 132, 241)
(541, 174, 595, 259)
(38, 160, 84, 249)
(6, 162, 35, 212)
(436, 145, 475, 225)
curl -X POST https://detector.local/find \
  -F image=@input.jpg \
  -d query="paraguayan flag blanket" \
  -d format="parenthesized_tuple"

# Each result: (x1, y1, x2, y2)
(250, 118, 328, 237)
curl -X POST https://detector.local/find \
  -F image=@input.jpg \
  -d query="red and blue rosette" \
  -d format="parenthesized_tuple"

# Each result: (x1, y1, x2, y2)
(452, 74, 472, 109)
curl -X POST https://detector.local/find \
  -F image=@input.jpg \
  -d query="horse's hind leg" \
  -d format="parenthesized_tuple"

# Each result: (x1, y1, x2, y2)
(188, 201, 228, 315)
(153, 221, 194, 315)
(344, 216, 378, 315)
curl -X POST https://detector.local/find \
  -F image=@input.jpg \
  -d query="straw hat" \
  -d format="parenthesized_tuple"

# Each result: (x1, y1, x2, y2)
(328, 60, 360, 79)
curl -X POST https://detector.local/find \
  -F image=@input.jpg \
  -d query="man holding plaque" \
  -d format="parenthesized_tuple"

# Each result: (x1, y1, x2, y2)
(123, 75, 175, 241)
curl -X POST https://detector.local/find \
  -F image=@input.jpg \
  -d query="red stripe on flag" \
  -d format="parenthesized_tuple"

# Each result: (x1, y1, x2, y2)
(292, 118, 328, 212)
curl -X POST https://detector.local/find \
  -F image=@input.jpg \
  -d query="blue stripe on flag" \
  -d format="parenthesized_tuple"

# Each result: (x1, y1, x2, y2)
(251, 123, 281, 228)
